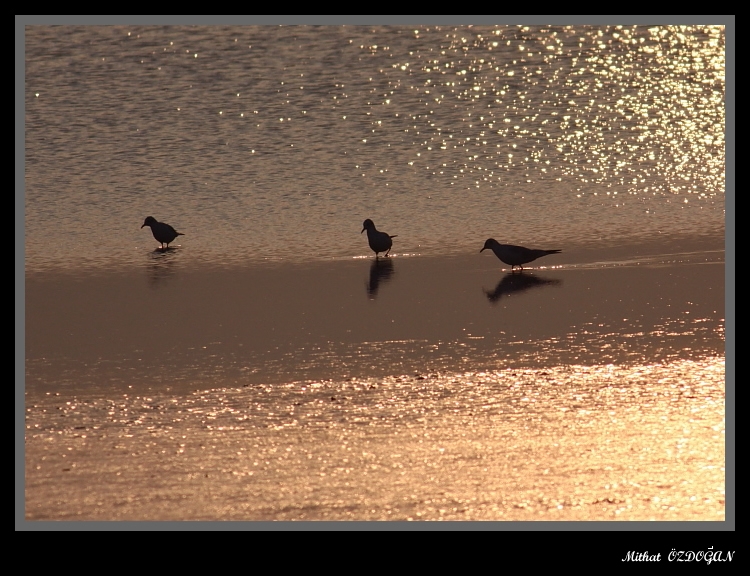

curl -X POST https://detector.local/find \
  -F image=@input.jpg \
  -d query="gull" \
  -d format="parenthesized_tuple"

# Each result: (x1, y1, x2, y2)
(141, 216, 184, 249)
(361, 219, 397, 257)
(480, 238, 560, 271)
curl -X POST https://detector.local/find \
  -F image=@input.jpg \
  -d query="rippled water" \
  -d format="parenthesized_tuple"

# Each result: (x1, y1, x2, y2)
(23, 24, 728, 521)
(25, 25, 725, 271)
(25, 357, 725, 520)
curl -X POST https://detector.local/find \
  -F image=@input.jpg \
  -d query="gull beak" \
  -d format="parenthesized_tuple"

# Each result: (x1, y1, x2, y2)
(361, 228, 365, 234)
(480, 247, 486, 252)
(141, 224, 146, 228)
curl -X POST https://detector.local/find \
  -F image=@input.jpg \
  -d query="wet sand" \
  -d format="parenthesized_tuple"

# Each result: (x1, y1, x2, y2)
(24, 239, 727, 521)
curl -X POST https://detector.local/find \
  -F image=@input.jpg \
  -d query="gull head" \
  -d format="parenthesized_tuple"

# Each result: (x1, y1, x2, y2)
(480, 238, 497, 253)
(362, 218, 375, 234)
(141, 216, 158, 229)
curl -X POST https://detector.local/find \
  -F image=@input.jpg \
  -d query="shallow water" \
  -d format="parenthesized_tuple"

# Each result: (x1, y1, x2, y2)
(23, 24, 727, 522)
(25, 25, 725, 272)
(25, 357, 724, 520)
(24, 245, 726, 520)
(26, 241, 724, 396)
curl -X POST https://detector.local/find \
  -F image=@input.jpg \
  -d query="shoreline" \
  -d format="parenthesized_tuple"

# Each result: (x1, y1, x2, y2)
(26, 241, 724, 398)
(24, 228, 725, 277)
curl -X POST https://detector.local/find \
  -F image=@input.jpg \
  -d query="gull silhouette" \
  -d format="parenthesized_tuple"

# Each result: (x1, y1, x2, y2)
(362, 219, 397, 257)
(141, 216, 184, 249)
(480, 238, 560, 271)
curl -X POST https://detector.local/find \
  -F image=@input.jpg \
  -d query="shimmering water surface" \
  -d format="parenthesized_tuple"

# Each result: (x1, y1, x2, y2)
(23, 24, 726, 521)
(26, 25, 724, 271)
(26, 357, 724, 521)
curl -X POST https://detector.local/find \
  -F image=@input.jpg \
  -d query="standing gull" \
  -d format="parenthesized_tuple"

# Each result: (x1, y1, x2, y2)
(361, 219, 397, 257)
(141, 216, 184, 249)
(480, 238, 560, 271)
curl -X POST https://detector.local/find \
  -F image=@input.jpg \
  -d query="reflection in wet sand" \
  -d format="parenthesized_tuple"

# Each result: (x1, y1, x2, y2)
(483, 272, 561, 303)
(25, 253, 723, 394)
(366, 258, 395, 299)
(24, 252, 725, 521)
(147, 247, 180, 289)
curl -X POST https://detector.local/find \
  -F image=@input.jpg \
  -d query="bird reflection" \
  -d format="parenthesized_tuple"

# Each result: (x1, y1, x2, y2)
(152, 246, 178, 254)
(147, 247, 179, 289)
(366, 258, 395, 299)
(483, 272, 561, 303)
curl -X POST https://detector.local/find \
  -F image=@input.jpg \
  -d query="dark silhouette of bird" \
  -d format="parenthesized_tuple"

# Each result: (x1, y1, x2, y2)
(483, 273, 561, 303)
(361, 219, 397, 257)
(366, 257, 395, 298)
(141, 216, 184, 249)
(480, 238, 560, 271)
